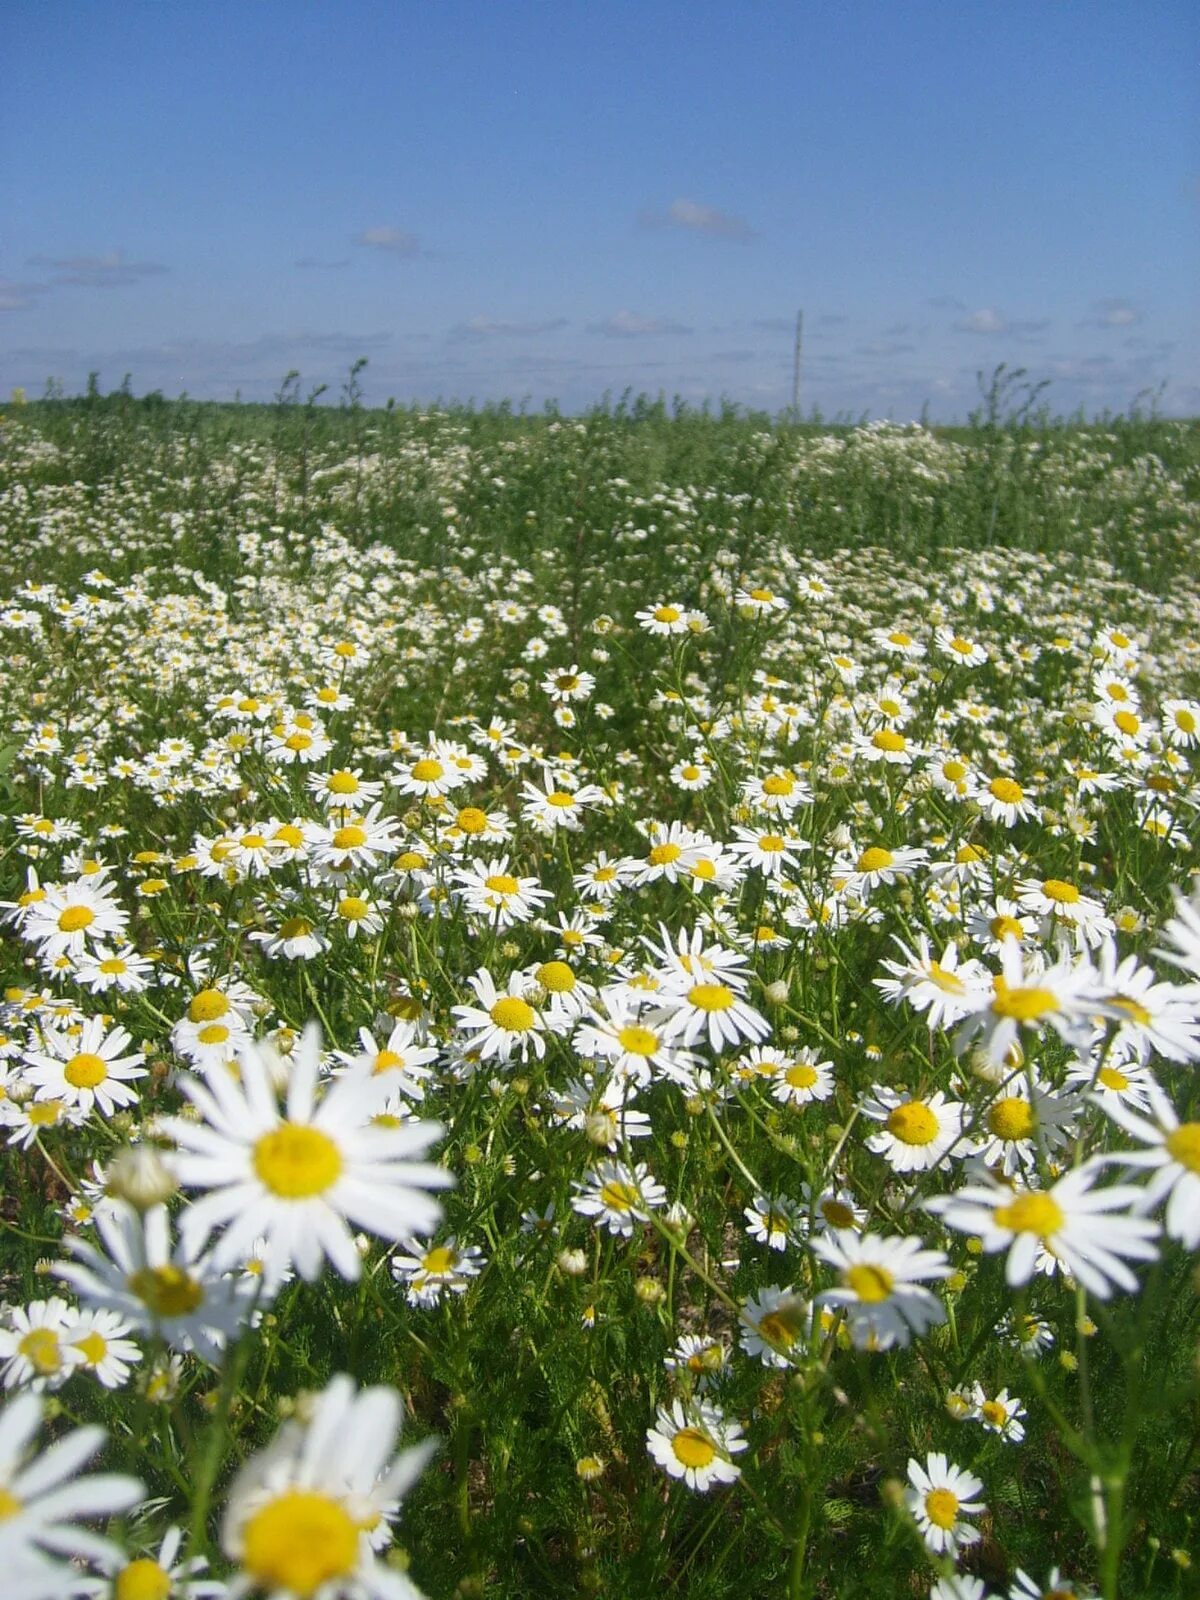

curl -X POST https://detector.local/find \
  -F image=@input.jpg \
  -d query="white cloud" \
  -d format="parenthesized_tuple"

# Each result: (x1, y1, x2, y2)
(956, 307, 1007, 335)
(639, 198, 755, 240)
(588, 309, 693, 338)
(447, 316, 568, 343)
(354, 226, 422, 256)
(1088, 298, 1142, 329)
(26, 251, 168, 288)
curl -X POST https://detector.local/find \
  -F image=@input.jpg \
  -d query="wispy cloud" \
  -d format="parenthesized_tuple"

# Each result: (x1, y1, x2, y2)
(295, 256, 351, 271)
(447, 316, 569, 344)
(639, 197, 755, 241)
(588, 309, 694, 338)
(953, 307, 1049, 339)
(354, 226, 422, 257)
(26, 250, 168, 288)
(1082, 297, 1143, 330)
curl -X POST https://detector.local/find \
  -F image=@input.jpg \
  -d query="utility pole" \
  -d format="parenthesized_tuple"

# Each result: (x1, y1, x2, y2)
(791, 308, 804, 421)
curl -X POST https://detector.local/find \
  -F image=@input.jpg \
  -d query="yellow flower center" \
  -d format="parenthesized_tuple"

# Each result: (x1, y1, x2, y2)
(0, 1487, 23, 1521)
(671, 1427, 716, 1468)
(993, 1192, 1065, 1237)
(991, 981, 1058, 1022)
(64, 1052, 108, 1089)
(845, 1263, 894, 1302)
(338, 896, 369, 921)
(886, 1101, 938, 1145)
(1042, 878, 1080, 904)
(1097, 1065, 1130, 1091)
(373, 1049, 403, 1075)
(484, 874, 519, 896)
(279, 918, 313, 941)
(599, 1180, 640, 1212)
(73, 1330, 109, 1366)
(988, 1097, 1035, 1141)
(457, 806, 488, 833)
(871, 729, 907, 753)
(784, 1063, 818, 1090)
(536, 961, 576, 993)
(617, 1025, 659, 1056)
(762, 773, 795, 796)
(680, 765, 702, 781)
(19, 1328, 62, 1374)
(942, 759, 968, 781)
(1114, 709, 1140, 735)
(1165, 1123, 1200, 1174)
(1111, 995, 1151, 1026)
(654, 605, 681, 623)
(421, 1246, 457, 1275)
(490, 997, 535, 1032)
(98, 957, 128, 974)
(331, 825, 367, 850)
(990, 914, 1025, 941)
(757, 1311, 797, 1349)
(856, 847, 894, 873)
(820, 1199, 856, 1229)
(989, 777, 1025, 805)
(555, 673, 579, 690)
(128, 1264, 205, 1317)
(949, 636, 974, 655)
(241, 1490, 360, 1599)
(327, 771, 359, 795)
(197, 1023, 231, 1046)
(189, 989, 230, 1023)
(285, 733, 314, 752)
(18, 888, 46, 906)
(545, 791, 575, 808)
(115, 1559, 172, 1600)
(924, 1488, 959, 1530)
(28, 1100, 64, 1126)
(1173, 708, 1196, 734)
(888, 631, 913, 647)
(980, 1400, 1008, 1428)
(58, 905, 95, 933)
(411, 758, 443, 783)
(253, 1125, 343, 1198)
(274, 824, 304, 849)
(648, 841, 682, 866)
(396, 851, 426, 871)
(688, 983, 734, 1012)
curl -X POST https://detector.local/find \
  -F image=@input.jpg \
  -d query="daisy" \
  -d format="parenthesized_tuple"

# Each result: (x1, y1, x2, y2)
(1064, 1048, 1157, 1116)
(968, 1383, 1027, 1443)
(571, 1161, 666, 1236)
(393, 749, 470, 801)
(72, 944, 154, 995)
(551, 1074, 651, 1151)
(664, 1333, 729, 1388)
(21, 874, 128, 961)
(927, 1165, 1160, 1298)
(837, 843, 928, 895)
(170, 986, 256, 1070)
(739, 1286, 809, 1368)
(0, 1299, 82, 1392)
(519, 777, 604, 834)
(1160, 698, 1200, 749)
(390, 1236, 486, 1307)
(646, 1399, 747, 1491)
(936, 629, 988, 667)
(23, 1016, 146, 1118)
(1096, 1082, 1200, 1248)
(862, 1088, 969, 1174)
(541, 663, 595, 702)
(978, 774, 1040, 827)
(454, 858, 552, 927)
(64, 1307, 141, 1390)
(875, 936, 989, 1029)
(220, 1373, 434, 1600)
(0, 1391, 143, 1597)
(853, 725, 920, 766)
(266, 721, 333, 767)
(334, 1021, 437, 1102)
(740, 767, 812, 816)
(307, 806, 400, 876)
(56, 1201, 257, 1365)
(160, 1026, 452, 1285)
(659, 979, 770, 1053)
(1017, 875, 1113, 951)
(83, 1524, 223, 1600)
(770, 1047, 834, 1107)
(250, 915, 330, 962)
(332, 891, 385, 940)
(629, 822, 707, 886)
(572, 851, 634, 902)
(800, 1181, 868, 1235)
(967, 1074, 1077, 1177)
(1088, 941, 1200, 1065)
(728, 825, 809, 880)
(955, 941, 1098, 1068)
(636, 601, 690, 635)
(905, 1452, 986, 1555)
(965, 897, 1037, 955)
(814, 1231, 951, 1350)
(1007, 1567, 1097, 1600)
(743, 1193, 802, 1253)
(452, 969, 556, 1065)
(307, 766, 385, 809)
(573, 998, 698, 1089)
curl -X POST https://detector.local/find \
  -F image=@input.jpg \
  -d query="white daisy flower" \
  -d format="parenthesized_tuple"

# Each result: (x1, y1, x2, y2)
(160, 1026, 452, 1285)
(452, 969, 557, 1065)
(862, 1087, 969, 1173)
(23, 1016, 146, 1118)
(739, 1286, 809, 1368)
(221, 1373, 434, 1600)
(905, 1452, 986, 1555)
(64, 1307, 141, 1391)
(743, 1193, 802, 1253)
(0, 1299, 82, 1392)
(0, 1391, 143, 1596)
(814, 1231, 951, 1350)
(390, 1236, 486, 1307)
(646, 1399, 747, 1491)
(1096, 1081, 1200, 1248)
(968, 1383, 1026, 1443)
(571, 1160, 666, 1236)
(21, 874, 128, 961)
(659, 979, 770, 1053)
(927, 1164, 1160, 1298)
(770, 1047, 834, 1107)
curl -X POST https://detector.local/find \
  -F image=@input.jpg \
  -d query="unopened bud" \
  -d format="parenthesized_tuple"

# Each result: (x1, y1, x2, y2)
(105, 1145, 179, 1209)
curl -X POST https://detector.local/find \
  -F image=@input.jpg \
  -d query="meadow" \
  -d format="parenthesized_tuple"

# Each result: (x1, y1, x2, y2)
(0, 375, 1197, 1599)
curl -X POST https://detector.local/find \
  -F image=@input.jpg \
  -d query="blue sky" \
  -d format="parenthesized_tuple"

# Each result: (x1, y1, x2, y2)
(3, 1, 1197, 417)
